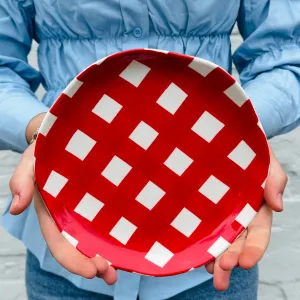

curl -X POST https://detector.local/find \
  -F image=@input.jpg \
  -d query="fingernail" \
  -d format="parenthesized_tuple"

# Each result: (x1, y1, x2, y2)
(10, 194, 20, 212)
(276, 193, 283, 210)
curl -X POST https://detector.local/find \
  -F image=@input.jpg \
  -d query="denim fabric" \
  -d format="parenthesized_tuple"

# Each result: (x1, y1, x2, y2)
(26, 251, 258, 300)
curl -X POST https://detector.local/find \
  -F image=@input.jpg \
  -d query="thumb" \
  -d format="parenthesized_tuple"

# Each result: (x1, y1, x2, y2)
(264, 148, 288, 212)
(9, 143, 35, 215)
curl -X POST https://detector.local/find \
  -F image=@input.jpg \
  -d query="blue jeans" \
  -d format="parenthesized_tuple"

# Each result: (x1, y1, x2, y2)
(26, 251, 258, 300)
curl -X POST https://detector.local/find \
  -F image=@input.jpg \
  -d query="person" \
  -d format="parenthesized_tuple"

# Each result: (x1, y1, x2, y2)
(0, 0, 296, 299)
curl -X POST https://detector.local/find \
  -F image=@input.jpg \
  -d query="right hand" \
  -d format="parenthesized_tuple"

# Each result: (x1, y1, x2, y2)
(205, 148, 287, 291)
(9, 124, 118, 284)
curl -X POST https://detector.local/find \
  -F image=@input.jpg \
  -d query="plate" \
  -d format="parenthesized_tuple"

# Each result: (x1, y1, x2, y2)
(34, 49, 270, 276)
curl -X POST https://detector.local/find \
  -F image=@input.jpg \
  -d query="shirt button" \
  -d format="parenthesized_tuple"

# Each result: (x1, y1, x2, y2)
(133, 27, 143, 38)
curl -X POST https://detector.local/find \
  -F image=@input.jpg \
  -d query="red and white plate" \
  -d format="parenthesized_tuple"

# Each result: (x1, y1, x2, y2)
(34, 49, 270, 276)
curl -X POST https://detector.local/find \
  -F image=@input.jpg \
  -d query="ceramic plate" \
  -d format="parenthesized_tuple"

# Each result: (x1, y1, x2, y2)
(34, 49, 270, 276)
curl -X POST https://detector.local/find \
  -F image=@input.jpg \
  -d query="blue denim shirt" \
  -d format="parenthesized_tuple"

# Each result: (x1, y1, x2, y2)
(1, 1, 300, 299)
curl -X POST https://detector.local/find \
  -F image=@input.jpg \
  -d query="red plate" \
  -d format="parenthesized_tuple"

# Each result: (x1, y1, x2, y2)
(35, 49, 270, 276)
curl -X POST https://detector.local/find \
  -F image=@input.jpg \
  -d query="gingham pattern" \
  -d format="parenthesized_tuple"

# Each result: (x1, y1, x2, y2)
(35, 49, 270, 276)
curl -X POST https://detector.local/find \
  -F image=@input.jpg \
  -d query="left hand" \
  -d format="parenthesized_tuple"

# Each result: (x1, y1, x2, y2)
(205, 148, 288, 291)
(9, 141, 118, 284)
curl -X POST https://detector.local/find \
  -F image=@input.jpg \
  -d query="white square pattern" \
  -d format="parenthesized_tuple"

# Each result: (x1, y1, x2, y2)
(145, 242, 174, 267)
(129, 121, 159, 150)
(43, 171, 68, 198)
(171, 208, 201, 237)
(257, 120, 265, 135)
(119, 60, 151, 87)
(262, 166, 270, 189)
(235, 204, 257, 228)
(62, 231, 79, 248)
(207, 237, 231, 258)
(164, 148, 193, 176)
(65, 130, 96, 161)
(224, 82, 248, 107)
(228, 141, 256, 170)
(145, 48, 169, 54)
(39, 112, 57, 137)
(136, 181, 166, 210)
(261, 177, 267, 189)
(63, 78, 83, 98)
(95, 56, 107, 65)
(157, 83, 188, 115)
(188, 58, 217, 77)
(95, 254, 112, 266)
(92, 94, 123, 123)
(192, 111, 224, 142)
(199, 175, 229, 204)
(109, 217, 137, 245)
(101, 156, 132, 186)
(74, 193, 104, 221)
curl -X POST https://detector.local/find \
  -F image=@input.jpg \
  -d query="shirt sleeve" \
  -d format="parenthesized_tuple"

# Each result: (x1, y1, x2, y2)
(0, 0, 48, 152)
(234, 0, 300, 138)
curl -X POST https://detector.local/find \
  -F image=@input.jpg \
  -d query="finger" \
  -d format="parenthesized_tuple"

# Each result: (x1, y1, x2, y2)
(205, 261, 215, 274)
(34, 191, 97, 279)
(264, 149, 288, 212)
(91, 256, 110, 274)
(97, 266, 118, 285)
(219, 230, 247, 271)
(239, 203, 272, 270)
(9, 144, 35, 215)
(91, 257, 118, 285)
(213, 257, 231, 291)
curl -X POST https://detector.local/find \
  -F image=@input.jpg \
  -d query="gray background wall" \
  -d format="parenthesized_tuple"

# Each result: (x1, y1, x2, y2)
(0, 27, 299, 300)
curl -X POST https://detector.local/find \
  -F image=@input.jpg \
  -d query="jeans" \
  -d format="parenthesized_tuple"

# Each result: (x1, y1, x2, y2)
(26, 251, 258, 300)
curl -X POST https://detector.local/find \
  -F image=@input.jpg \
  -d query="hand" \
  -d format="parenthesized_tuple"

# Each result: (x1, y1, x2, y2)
(205, 148, 288, 291)
(9, 125, 118, 284)
(25, 113, 46, 144)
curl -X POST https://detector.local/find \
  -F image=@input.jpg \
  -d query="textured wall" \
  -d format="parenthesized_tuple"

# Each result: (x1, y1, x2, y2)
(0, 27, 299, 300)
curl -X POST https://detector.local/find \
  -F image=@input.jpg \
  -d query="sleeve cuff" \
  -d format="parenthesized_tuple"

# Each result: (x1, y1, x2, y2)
(244, 68, 300, 138)
(0, 84, 49, 152)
